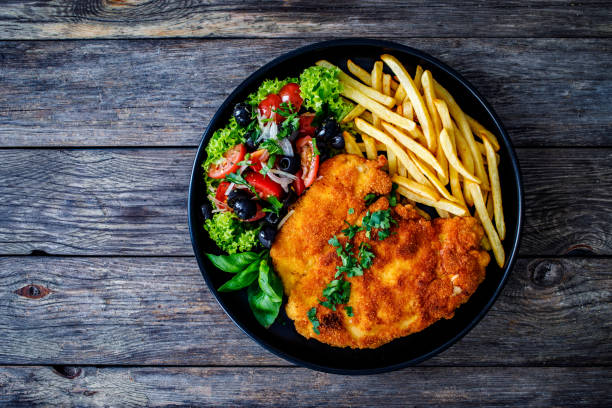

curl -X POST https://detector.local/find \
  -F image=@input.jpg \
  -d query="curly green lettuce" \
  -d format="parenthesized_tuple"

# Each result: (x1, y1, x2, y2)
(299, 66, 354, 120)
(203, 116, 246, 172)
(204, 211, 261, 254)
(246, 77, 299, 107)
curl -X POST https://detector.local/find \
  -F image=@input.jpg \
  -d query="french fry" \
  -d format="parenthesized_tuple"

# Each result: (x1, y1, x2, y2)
(371, 61, 383, 92)
(341, 84, 417, 133)
(409, 151, 457, 202)
(402, 100, 414, 121)
(397, 161, 407, 177)
(436, 208, 450, 218)
(448, 129, 466, 206)
(355, 118, 429, 185)
(394, 84, 407, 105)
(433, 78, 489, 189)
(486, 191, 494, 219)
(341, 104, 366, 123)
(467, 183, 505, 267)
(382, 74, 392, 96)
(362, 134, 378, 160)
(342, 131, 363, 157)
(382, 54, 436, 151)
(452, 121, 476, 204)
(484, 138, 506, 240)
(347, 59, 372, 85)
(397, 186, 467, 217)
(481, 236, 492, 251)
(387, 146, 398, 174)
(395, 104, 403, 115)
(392, 175, 440, 201)
(439, 128, 480, 183)
(360, 110, 374, 123)
(357, 141, 386, 152)
(415, 206, 432, 220)
(465, 113, 500, 151)
(390, 78, 399, 91)
(316, 60, 396, 107)
(414, 65, 424, 93)
(421, 71, 443, 138)
(381, 121, 445, 177)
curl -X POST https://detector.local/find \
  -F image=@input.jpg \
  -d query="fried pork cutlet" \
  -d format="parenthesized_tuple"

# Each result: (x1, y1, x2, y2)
(271, 154, 490, 348)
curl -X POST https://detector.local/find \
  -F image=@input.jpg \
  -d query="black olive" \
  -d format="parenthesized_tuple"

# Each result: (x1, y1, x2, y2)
(245, 135, 259, 152)
(227, 189, 250, 209)
(200, 202, 213, 221)
(264, 211, 283, 226)
(330, 134, 345, 150)
(283, 189, 297, 208)
(258, 225, 277, 248)
(318, 149, 330, 162)
(277, 155, 301, 174)
(233, 103, 252, 127)
(315, 117, 341, 142)
(233, 198, 257, 220)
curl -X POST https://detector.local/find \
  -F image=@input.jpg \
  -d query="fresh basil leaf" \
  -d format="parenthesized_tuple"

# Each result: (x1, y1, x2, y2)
(206, 252, 260, 273)
(258, 259, 283, 303)
(247, 282, 282, 328)
(217, 261, 259, 292)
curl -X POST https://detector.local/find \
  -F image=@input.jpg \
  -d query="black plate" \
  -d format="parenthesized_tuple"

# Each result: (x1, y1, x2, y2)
(188, 39, 524, 374)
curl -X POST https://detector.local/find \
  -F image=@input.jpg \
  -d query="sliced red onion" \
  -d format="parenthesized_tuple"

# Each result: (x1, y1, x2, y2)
(277, 209, 295, 230)
(266, 171, 293, 192)
(278, 138, 294, 156)
(269, 168, 298, 180)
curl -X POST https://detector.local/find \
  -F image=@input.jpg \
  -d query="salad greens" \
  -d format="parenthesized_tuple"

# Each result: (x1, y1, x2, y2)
(204, 212, 261, 255)
(208, 251, 283, 328)
(203, 65, 355, 328)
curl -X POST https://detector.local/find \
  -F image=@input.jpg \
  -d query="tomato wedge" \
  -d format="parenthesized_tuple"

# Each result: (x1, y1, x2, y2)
(293, 169, 305, 196)
(258, 93, 283, 124)
(278, 83, 303, 112)
(208, 144, 246, 179)
(296, 136, 320, 188)
(244, 171, 283, 199)
(214, 181, 231, 210)
(249, 148, 272, 173)
(298, 113, 316, 137)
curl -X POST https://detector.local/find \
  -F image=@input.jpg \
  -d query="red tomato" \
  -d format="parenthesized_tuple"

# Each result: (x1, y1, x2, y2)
(298, 113, 316, 137)
(293, 169, 305, 196)
(244, 204, 266, 222)
(258, 93, 283, 124)
(249, 148, 271, 173)
(296, 136, 320, 188)
(214, 181, 231, 210)
(244, 171, 283, 199)
(278, 83, 303, 112)
(207, 143, 246, 179)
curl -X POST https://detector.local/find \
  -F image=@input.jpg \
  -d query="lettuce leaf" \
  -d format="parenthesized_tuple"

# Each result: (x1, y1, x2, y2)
(246, 77, 299, 108)
(299, 66, 354, 120)
(204, 211, 261, 254)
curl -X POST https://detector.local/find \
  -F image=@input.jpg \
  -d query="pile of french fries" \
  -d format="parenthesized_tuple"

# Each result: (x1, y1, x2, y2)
(316, 55, 506, 267)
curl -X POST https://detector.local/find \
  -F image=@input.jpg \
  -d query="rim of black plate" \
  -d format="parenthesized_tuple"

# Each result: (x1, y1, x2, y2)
(188, 38, 524, 375)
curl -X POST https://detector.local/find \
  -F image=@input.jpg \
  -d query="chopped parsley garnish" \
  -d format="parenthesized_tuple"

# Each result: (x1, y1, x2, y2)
(274, 102, 295, 117)
(320, 279, 351, 310)
(267, 155, 276, 169)
(362, 209, 397, 240)
(225, 172, 258, 197)
(364, 193, 378, 206)
(263, 196, 283, 215)
(260, 139, 284, 155)
(358, 242, 375, 269)
(348, 208, 355, 215)
(307, 307, 320, 335)
(344, 306, 354, 317)
(312, 138, 320, 157)
(341, 221, 363, 240)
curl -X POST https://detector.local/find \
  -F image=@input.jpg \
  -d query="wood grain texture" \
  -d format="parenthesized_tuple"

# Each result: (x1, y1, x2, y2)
(0, 256, 609, 366)
(0, 39, 612, 147)
(1, 38, 610, 148)
(0, 148, 610, 256)
(0, 1, 611, 40)
(0, 365, 610, 407)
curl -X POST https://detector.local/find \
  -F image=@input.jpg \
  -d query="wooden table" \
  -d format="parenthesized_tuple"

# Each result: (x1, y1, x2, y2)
(0, 2, 610, 406)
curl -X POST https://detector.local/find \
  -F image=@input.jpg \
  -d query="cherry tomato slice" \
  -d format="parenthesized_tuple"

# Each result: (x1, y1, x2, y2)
(207, 143, 246, 179)
(214, 181, 231, 210)
(244, 203, 266, 222)
(298, 113, 316, 137)
(258, 93, 283, 124)
(278, 83, 303, 112)
(249, 148, 271, 173)
(244, 171, 283, 199)
(293, 169, 305, 196)
(296, 136, 320, 188)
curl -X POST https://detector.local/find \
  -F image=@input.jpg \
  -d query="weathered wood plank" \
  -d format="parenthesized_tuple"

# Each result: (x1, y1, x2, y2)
(0, 257, 609, 366)
(0, 148, 610, 256)
(0, 366, 610, 407)
(0, 38, 610, 147)
(0, 1, 610, 40)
